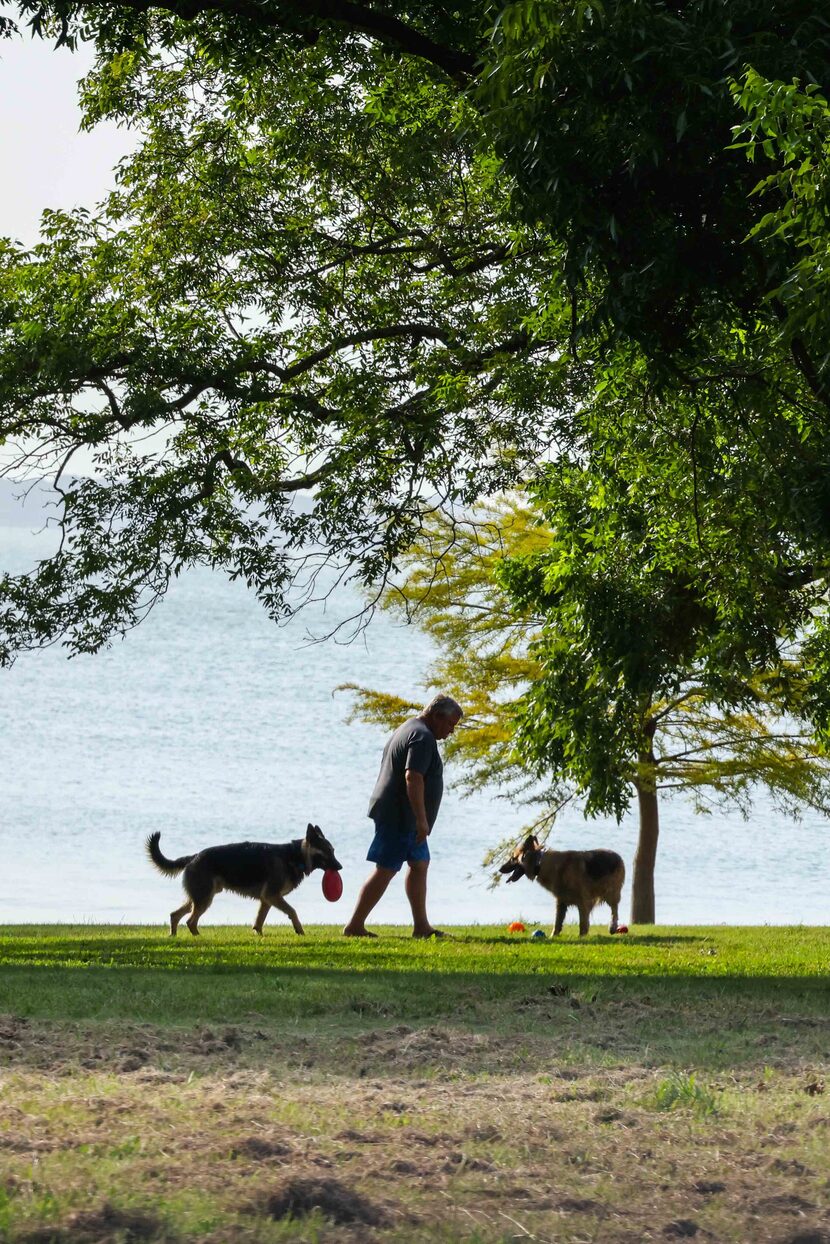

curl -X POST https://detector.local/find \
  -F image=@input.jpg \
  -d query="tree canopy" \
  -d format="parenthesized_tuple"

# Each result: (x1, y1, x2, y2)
(3, 1, 829, 349)
(2, 0, 830, 685)
(0, 29, 574, 659)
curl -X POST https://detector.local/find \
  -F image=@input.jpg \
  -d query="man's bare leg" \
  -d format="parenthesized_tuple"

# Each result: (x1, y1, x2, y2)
(343, 866, 395, 936)
(406, 859, 442, 937)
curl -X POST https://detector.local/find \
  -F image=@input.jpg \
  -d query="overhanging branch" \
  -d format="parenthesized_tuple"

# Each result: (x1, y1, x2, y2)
(25, 0, 478, 81)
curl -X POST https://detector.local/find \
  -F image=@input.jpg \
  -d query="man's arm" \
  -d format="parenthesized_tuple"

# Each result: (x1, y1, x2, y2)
(405, 769, 431, 843)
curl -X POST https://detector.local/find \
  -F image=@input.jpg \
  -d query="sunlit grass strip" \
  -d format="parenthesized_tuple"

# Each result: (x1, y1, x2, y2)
(2, 923, 829, 977)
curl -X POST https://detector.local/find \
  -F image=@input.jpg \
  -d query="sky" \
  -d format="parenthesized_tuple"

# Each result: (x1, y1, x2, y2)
(0, 33, 136, 478)
(0, 32, 133, 246)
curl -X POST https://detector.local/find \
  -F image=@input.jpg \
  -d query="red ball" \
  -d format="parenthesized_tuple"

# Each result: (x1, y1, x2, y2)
(322, 869, 343, 902)
(616, 925, 629, 935)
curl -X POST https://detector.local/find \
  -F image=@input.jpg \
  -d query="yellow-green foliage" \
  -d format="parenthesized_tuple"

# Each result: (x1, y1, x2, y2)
(341, 496, 550, 799)
(649, 667, 830, 818)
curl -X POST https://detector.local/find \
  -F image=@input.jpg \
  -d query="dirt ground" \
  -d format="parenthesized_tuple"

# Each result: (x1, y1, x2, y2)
(1, 1013, 829, 1243)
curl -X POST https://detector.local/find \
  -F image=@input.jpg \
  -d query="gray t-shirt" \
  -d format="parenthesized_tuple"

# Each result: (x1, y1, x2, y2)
(367, 717, 444, 834)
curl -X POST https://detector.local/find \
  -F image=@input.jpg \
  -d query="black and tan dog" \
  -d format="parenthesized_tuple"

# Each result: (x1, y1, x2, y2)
(500, 834, 625, 937)
(146, 824, 341, 936)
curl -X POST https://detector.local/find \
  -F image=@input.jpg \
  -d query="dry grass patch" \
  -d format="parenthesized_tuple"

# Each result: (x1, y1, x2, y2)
(1, 925, 829, 1241)
(1, 1019, 829, 1242)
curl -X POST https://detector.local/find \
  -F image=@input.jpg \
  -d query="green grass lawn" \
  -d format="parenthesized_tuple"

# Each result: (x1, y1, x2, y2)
(2, 921, 828, 1032)
(1, 924, 828, 1242)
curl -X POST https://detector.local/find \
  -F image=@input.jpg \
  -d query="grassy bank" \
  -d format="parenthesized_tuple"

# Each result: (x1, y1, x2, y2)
(1, 924, 829, 1242)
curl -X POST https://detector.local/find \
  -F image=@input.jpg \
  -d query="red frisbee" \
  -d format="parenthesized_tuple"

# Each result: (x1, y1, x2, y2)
(322, 869, 343, 902)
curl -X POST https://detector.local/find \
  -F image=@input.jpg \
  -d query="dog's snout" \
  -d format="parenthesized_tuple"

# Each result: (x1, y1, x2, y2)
(330, 857, 343, 871)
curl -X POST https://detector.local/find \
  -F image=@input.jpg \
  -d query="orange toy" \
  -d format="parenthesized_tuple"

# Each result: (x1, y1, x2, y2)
(508, 921, 526, 933)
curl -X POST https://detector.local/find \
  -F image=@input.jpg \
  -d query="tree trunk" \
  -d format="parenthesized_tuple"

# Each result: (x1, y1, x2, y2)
(631, 771, 660, 925)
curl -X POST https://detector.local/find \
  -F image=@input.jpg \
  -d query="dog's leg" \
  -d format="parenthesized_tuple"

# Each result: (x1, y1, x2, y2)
(185, 888, 215, 936)
(186, 902, 210, 935)
(608, 897, 619, 934)
(253, 900, 270, 935)
(170, 901, 192, 937)
(271, 895, 305, 935)
(577, 903, 591, 937)
(179, 869, 215, 937)
(553, 900, 567, 936)
(183, 875, 216, 936)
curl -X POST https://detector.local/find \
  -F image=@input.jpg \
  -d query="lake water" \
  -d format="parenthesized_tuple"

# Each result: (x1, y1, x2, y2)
(1, 523, 828, 928)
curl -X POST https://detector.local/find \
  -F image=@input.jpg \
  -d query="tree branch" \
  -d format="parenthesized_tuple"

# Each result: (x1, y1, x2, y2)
(790, 335, 830, 414)
(183, 447, 335, 508)
(35, 0, 478, 81)
(266, 322, 455, 381)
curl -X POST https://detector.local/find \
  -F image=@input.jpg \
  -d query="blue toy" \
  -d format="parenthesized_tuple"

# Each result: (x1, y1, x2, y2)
(531, 928, 547, 940)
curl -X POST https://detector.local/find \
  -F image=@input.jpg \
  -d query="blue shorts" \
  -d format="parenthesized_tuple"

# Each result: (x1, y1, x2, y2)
(367, 821, 430, 874)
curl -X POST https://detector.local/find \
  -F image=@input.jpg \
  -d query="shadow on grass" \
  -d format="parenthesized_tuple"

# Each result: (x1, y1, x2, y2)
(0, 953, 829, 1076)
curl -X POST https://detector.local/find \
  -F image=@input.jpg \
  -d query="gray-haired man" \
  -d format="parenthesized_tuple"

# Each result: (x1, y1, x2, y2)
(343, 694, 463, 938)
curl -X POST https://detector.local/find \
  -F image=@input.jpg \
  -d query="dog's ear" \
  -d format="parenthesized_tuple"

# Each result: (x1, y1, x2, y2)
(531, 836, 542, 850)
(522, 834, 537, 853)
(306, 822, 321, 839)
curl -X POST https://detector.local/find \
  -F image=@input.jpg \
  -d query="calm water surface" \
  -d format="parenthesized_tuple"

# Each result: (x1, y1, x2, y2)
(1, 525, 827, 928)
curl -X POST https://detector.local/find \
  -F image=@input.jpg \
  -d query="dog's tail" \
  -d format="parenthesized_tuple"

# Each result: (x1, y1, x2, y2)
(146, 831, 195, 877)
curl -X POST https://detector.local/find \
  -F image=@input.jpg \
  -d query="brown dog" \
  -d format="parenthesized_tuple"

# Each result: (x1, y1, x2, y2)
(500, 835, 624, 937)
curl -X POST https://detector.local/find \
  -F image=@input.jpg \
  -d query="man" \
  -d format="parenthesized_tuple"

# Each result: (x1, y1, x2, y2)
(343, 694, 463, 938)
